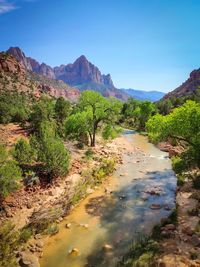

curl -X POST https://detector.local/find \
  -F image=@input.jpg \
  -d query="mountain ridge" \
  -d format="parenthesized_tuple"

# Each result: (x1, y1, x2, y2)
(121, 88, 165, 102)
(7, 47, 129, 100)
(163, 68, 200, 100)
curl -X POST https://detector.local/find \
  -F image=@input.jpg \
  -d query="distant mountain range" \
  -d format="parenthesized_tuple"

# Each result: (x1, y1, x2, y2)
(6, 47, 166, 102)
(7, 47, 128, 101)
(5, 46, 200, 103)
(121, 88, 165, 101)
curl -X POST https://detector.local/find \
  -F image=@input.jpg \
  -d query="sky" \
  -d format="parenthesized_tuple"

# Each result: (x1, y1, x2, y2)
(0, 0, 200, 92)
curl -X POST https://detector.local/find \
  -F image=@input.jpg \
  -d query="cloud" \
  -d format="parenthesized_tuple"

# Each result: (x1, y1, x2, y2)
(0, 0, 18, 14)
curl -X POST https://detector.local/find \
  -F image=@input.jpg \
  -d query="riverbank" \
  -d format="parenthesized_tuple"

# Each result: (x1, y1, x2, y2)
(39, 131, 176, 267)
(155, 169, 200, 267)
(0, 124, 134, 267)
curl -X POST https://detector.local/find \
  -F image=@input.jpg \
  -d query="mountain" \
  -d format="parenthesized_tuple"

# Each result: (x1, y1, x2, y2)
(163, 69, 200, 100)
(7, 47, 128, 101)
(0, 52, 80, 101)
(121, 88, 165, 101)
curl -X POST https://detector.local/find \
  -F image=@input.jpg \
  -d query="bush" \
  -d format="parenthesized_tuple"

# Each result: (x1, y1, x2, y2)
(0, 91, 31, 124)
(85, 148, 94, 159)
(31, 121, 70, 180)
(38, 137, 70, 179)
(30, 96, 55, 131)
(13, 138, 34, 165)
(19, 228, 32, 243)
(0, 222, 20, 267)
(102, 124, 122, 140)
(177, 174, 185, 186)
(171, 156, 187, 174)
(0, 145, 22, 199)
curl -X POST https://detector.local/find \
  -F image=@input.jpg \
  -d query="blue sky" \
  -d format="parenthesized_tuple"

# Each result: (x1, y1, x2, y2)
(0, 0, 200, 92)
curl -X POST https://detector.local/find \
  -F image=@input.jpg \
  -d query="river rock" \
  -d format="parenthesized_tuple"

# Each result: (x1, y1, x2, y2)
(150, 204, 162, 210)
(36, 241, 44, 248)
(79, 223, 89, 229)
(68, 248, 79, 256)
(103, 244, 113, 250)
(65, 223, 71, 229)
(19, 252, 40, 267)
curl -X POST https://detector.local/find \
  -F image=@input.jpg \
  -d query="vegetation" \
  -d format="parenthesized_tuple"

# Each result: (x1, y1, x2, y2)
(121, 98, 156, 130)
(0, 145, 22, 199)
(66, 91, 122, 146)
(13, 138, 34, 165)
(0, 91, 31, 125)
(147, 101, 200, 167)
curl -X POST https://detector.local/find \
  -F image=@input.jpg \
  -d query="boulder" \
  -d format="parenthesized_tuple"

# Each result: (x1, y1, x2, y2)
(19, 252, 40, 267)
(68, 248, 79, 256)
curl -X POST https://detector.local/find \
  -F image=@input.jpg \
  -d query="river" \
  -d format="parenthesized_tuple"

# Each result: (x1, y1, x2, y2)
(40, 130, 176, 267)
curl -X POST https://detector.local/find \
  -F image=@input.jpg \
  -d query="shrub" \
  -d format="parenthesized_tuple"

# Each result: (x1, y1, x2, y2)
(102, 124, 122, 140)
(0, 145, 22, 199)
(0, 222, 20, 267)
(0, 91, 31, 124)
(171, 156, 187, 174)
(85, 148, 94, 159)
(13, 138, 34, 165)
(38, 137, 70, 179)
(46, 223, 59, 235)
(19, 227, 32, 243)
(177, 174, 185, 186)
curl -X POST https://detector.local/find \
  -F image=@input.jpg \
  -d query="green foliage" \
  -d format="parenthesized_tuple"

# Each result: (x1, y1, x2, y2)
(32, 122, 70, 179)
(85, 148, 94, 159)
(66, 91, 122, 146)
(171, 156, 187, 174)
(46, 223, 59, 236)
(65, 111, 91, 144)
(55, 97, 71, 137)
(147, 101, 200, 166)
(0, 222, 20, 267)
(19, 227, 32, 243)
(121, 98, 156, 130)
(117, 236, 158, 267)
(13, 138, 34, 165)
(0, 145, 22, 199)
(0, 91, 31, 124)
(55, 97, 71, 123)
(30, 96, 55, 131)
(102, 124, 122, 140)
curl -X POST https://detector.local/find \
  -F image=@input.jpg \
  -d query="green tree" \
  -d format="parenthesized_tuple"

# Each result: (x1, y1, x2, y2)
(55, 97, 71, 124)
(138, 101, 156, 130)
(0, 145, 22, 199)
(30, 96, 55, 131)
(31, 121, 70, 180)
(146, 100, 200, 165)
(13, 138, 34, 165)
(55, 97, 71, 136)
(66, 91, 122, 146)
(0, 91, 31, 124)
(0, 222, 20, 267)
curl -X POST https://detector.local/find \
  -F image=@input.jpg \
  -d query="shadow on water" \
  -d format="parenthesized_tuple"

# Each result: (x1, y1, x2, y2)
(84, 168, 176, 267)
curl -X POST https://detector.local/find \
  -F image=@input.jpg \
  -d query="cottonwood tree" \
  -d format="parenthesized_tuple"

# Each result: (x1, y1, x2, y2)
(146, 100, 200, 165)
(66, 91, 122, 146)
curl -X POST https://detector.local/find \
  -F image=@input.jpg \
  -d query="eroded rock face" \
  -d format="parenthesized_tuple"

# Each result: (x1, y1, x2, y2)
(7, 48, 115, 88)
(163, 68, 200, 100)
(54, 55, 114, 88)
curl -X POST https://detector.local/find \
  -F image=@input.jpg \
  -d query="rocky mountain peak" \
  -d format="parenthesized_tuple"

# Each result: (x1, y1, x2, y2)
(7, 47, 32, 70)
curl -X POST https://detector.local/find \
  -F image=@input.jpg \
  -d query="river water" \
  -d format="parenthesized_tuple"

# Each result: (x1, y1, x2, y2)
(40, 131, 176, 267)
